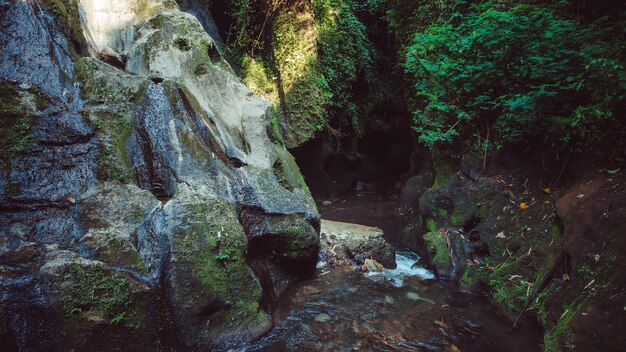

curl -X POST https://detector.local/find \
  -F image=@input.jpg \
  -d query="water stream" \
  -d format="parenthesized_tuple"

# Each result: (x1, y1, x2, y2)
(235, 188, 543, 352)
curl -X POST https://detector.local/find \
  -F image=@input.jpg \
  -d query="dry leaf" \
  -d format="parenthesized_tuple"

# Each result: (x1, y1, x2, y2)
(496, 231, 506, 239)
(519, 202, 530, 209)
(542, 188, 552, 194)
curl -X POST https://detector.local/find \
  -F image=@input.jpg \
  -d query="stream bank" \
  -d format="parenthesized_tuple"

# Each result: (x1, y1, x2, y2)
(235, 183, 543, 351)
(290, 139, 626, 352)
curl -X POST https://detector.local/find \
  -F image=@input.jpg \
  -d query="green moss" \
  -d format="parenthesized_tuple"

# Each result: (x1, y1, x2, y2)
(0, 82, 42, 167)
(431, 151, 457, 188)
(75, 59, 146, 105)
(544, 302, 579, 352)
(425, 218, 437, 232)
(550, 224, 562, 241)
(436, 208, 448, 218)
(262, 215, 316, 261)
(273, 158, 292, 191)
(61, 264, 139, 326)
(461, 264, 487, 287)
(75, 59, 144, 183)
(173, 200, 265, 331)
(450, 212, 469, 227)
(148, 14, 165, 29)
(95, 111, 135, 183)
(272, 10, 331, 147)
(42, 0, 86, 55)
(96, 238, 148, 273)
(242, 56, 279, 105)
(423, 231, 450, 270)
(272, 144, 310, 192)
(267, 108, 285, 147)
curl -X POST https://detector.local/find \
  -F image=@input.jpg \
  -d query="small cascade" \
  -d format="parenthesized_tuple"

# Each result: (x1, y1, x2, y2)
(366, 250, 435, 287)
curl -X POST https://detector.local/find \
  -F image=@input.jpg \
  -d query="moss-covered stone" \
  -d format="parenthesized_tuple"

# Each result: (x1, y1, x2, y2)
(0, 82, 47, 167)
(272, 144, 309, 192)
(86, 234, 148, 273)
(242, 56, 280, 106)
(42, 0, 87, 55)
(40, 255, 157, 351)
(168, 197, 269, 346)
(270, 9, 331, 148)
(75, 58, 149, 183)
(60, 264, 138, 324)
(267, 107, 286, 147)
(423, 231, 450, 272)
(431, 150, 458, 189)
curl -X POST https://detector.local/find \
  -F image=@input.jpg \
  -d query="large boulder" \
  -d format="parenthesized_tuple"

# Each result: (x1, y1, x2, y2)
(318, 220, 396, 269)
(549, 172, 626, 351)
(0, 1, 319, 350)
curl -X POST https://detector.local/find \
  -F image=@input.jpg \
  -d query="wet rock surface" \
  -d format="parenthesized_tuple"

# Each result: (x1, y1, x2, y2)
(0, 1, 319, 350)
(318, 219, 396, 269)
(236, 255, 542, 352)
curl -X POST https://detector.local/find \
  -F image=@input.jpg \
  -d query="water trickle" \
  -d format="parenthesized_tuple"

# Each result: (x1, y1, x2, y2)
(366, 250, 435, 287)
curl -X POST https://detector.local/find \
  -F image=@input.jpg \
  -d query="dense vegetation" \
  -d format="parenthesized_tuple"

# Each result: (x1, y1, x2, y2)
(212, 0, 398, 149)
(214, 5, 625, 350)
(215, 0, 624, 161)
(391, 0, 625, 159)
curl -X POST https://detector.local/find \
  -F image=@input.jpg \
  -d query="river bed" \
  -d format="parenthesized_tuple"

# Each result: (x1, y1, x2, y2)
(235, 188, 543, 351)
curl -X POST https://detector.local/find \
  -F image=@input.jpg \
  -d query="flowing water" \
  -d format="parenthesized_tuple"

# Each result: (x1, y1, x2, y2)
(235, 188, 543, 352)
(237, 250, 542, 352)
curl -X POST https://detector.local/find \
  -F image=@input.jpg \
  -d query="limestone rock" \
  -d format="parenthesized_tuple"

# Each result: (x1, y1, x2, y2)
(0, 1, 320, 350)
(319, 220, 396, 269)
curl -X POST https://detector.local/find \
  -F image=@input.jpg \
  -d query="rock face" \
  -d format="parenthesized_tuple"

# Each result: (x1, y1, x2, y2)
(0, 0, 319, 350)
(552, 173, 626, 351)
(318, 220, 396, 269)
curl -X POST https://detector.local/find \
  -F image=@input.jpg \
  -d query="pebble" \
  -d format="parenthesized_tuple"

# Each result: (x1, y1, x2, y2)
(314, 313, 331, 322)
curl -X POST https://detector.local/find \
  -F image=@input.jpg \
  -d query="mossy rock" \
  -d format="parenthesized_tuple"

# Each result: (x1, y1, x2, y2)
(42, 0, 87, 55)
(0, 81, 48, 168)
(166, 196, 270, 347)
(74, 58, 151, 183)
(423, 231, 451, 274)
(40, 252, 158, 351)
(271, 9, 331, 148)
(272, 144, 310, 193)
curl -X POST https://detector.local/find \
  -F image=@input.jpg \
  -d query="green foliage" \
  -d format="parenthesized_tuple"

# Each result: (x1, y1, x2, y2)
(0, 83, 37, 167)
(315, 0, 376, 136)
(222, 0, 392, 147)
(241, 55, 280, 104)
(402, 0, 625, 157)
(544, 302, 579, 352)
(61, 264, 136, 326)
(272, 9, 331, 141)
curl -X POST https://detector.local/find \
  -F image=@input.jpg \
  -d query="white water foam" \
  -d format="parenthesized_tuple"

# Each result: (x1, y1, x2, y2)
(366, 250, 435, 287)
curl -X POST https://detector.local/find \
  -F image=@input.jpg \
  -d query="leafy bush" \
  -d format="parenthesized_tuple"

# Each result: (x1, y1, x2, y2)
(315, 0, 376, 136)
(402, 1, 626, 157)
